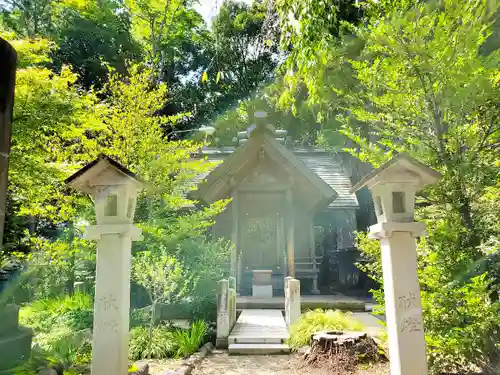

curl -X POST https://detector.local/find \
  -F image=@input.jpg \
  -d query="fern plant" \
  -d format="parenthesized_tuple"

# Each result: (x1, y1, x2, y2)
(172, 320, 208, 358)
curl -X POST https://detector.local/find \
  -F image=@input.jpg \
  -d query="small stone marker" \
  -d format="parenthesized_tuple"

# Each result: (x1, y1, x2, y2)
(228, 276, 237, 332)
(351, 153, 441, 375)
(285, 278, 300, 327)
(216, 279, 230, 348)
(65, 154, 143, 375)
(73, 281, 86, 293)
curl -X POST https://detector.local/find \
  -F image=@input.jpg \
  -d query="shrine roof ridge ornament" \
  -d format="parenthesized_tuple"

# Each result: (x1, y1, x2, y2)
(350, 152, 442, 194)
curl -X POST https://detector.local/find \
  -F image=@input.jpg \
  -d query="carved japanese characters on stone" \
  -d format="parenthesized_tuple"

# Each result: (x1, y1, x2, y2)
(398, 292, 418, 311)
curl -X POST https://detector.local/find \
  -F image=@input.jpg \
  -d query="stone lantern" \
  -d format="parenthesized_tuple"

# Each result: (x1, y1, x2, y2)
(351, 153, 441, 375)
(66, 154, 142, 375)
(363, 153, 440, 225)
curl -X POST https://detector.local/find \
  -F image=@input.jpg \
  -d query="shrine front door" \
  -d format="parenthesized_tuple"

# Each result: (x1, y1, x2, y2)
(239, 192, 285, 276)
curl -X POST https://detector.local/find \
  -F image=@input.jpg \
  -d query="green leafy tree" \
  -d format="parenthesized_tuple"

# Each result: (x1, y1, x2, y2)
(132, 251, 182, 358)
(276, 0, 500, 372)
(0, 0, 54, 37)
(164, 0, 281, 134)
(126, 0, 185, 79)
(49, 0, 141, 89)
(4, 28, 229, 306)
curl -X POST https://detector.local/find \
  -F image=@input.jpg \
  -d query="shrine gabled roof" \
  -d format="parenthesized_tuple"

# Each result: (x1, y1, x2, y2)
(194, 145, 359, 209)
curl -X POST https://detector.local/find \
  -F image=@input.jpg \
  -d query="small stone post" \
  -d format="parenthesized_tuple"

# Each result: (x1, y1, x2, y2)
(284, 277, 300, 327)
(350, 153, 441, 375)
(73, 281, 86, 294)
(66, 154, 143, 375)
(216, 279, 230, 348)
(228, 276, 237, 330)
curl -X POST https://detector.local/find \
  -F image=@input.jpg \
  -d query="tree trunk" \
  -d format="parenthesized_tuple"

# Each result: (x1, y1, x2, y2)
(303, 331, 382, 372)
(67, 224, 75, 295)
(147, 300, 157, 359)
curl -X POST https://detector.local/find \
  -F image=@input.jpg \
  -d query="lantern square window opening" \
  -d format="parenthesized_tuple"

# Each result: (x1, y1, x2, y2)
(392, 191, 405, 214)
(105, 194, 118, 216)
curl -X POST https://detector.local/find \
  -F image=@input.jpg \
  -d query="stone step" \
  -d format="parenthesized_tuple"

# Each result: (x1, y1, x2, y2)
(228, 343, 291, 355)
(229, 336, 286, 344)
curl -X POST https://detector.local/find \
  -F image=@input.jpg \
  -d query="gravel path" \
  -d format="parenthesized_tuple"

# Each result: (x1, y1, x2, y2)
(192, 351, 389, 375)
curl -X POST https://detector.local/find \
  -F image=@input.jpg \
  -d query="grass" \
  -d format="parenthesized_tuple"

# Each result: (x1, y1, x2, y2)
(17, 293, 94, 369)
(129, 325, 178, 360)
(19, 292, 93, 332)
(129, 320, 208, 360)
(173, 320, 208, 358)
(287, 309, 365, 350)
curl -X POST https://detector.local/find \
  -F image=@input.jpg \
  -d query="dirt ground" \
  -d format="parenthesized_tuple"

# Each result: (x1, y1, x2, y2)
(191, 350, 390, 375)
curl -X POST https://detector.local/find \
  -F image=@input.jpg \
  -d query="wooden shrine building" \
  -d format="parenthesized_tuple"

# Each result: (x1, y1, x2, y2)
(192, 117, 375, 296)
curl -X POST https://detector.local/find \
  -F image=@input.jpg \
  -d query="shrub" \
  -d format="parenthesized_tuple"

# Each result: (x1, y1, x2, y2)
(287, 309, 365, 350)
(423, 274, 500, 374)
(185, 297, 217, 324)
(130, 306, 153, 328)
(37, 327, 92, 368)
(172, 320, 208, 358)
(18, 293, 94, 370)
(19, 293, 93, 333)
(128, 325, 178, 360)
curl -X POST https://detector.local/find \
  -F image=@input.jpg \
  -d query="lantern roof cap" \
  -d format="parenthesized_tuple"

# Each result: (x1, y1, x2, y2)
(350, 152, 441, 194)
(65, 153, 142, 194)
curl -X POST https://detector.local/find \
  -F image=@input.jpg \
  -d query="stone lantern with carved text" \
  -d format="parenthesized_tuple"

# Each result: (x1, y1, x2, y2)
(66, 154, 142, 375)
(351, 153, 441, 375)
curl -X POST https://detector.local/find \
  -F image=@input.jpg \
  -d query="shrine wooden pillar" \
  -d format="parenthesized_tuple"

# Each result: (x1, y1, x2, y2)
(309, 215, 320, 294)
(230, 184, 241, 291)
(286, 189, 295, 277)
(230, 192, 238, 275)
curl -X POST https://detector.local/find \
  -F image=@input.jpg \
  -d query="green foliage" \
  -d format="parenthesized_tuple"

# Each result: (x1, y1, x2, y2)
(185, 296, 217, 324)
(19, 292, 93, 332)
(5, 46, 230, 301)
(19, 293, 94, 368)
(128, 325, 177, 360)
(423, 274, 500, 373)
(0, 0, 54, 37)
(172, 320, 208, 358)
(128, 320, 208, 360)
(356, 226, 500, 373)
(176, 0, 279, 132)
(287, 309, 365, 350)
(130, 307, 151, 327)
(132, 252, 182, 307)
(276, 0, 500, 371)
(49, 0, 140, 89)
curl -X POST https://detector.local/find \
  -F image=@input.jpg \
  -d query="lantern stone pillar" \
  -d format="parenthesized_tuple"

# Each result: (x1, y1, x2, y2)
(66, 154, 143, 375)
(351, 153, 441, 375)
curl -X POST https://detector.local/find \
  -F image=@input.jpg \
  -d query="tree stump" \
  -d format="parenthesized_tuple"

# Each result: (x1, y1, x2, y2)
(302, 331, 382, 373)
